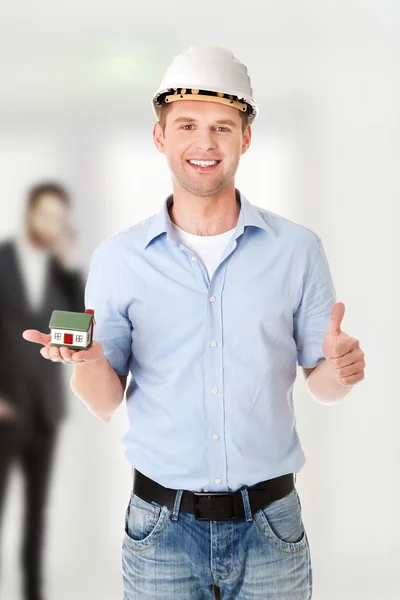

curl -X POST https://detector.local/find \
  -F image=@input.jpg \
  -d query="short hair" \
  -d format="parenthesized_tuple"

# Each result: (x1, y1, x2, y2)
(26, 181, 71, 212)
(157, 102, 249, 135)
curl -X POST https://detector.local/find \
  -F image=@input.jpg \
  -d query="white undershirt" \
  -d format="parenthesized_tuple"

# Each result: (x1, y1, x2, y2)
(13, 231, 49, 312)
(171, 222, 237, 280)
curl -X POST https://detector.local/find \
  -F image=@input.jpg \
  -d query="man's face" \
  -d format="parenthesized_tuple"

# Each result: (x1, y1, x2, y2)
(27, 194, 68, 248)
(153, 100, 251, 198)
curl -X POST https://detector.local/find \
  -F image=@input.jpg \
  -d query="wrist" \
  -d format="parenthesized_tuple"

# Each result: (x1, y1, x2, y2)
(307, 359, 354, 404)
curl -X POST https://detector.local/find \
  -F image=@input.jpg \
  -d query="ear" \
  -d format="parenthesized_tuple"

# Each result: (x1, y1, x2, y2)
(153, 121, 166, 155)
(241, 124, 251, 155)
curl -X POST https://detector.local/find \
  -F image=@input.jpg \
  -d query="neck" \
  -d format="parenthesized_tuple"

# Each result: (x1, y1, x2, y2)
(21, 226, 46, 251)
(168, 185, 241, 236)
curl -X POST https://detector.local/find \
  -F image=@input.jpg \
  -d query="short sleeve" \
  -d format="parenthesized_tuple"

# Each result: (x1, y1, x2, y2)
(293, 236, 336, 368)
(84, 246, 132, 376)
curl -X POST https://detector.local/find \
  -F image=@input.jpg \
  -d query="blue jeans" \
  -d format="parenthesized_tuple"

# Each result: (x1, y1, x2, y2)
(121, 483, 312, 599)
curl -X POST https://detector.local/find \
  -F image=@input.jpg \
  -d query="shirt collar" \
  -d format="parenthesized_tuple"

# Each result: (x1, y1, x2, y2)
(143, 188, 273, 250)
(14, 231, 51, 266)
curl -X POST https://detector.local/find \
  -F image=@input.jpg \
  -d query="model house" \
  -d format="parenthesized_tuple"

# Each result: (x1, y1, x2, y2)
(49, 309, 95, 350)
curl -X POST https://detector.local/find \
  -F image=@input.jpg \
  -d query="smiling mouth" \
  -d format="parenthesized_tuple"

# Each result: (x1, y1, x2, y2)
(187, 160, 221, 172)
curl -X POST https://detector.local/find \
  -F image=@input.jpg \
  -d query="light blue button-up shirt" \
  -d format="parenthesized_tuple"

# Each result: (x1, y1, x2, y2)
(84, 189, 336, 492)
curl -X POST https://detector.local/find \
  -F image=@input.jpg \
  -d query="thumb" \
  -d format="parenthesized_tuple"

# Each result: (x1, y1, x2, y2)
(22, 329, 51, 346)
(326, 302, 345, 335)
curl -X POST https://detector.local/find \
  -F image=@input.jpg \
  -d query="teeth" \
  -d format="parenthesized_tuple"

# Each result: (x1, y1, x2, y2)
(189, 160, 218, 166)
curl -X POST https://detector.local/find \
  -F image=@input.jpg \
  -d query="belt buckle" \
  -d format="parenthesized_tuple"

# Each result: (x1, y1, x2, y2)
(193, 492, 236, 521)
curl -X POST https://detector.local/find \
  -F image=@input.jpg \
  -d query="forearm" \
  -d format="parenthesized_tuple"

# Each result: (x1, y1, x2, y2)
(306, 358, 354, 404)
(70, 355, 124, 421)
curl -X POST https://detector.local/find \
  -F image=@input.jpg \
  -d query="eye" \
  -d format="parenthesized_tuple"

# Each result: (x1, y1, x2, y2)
(181, 124, 194, 130)
(216, 127, 229, 132)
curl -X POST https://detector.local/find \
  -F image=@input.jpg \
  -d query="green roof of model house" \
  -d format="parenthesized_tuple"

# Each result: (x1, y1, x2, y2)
(49, 310, 95, 332)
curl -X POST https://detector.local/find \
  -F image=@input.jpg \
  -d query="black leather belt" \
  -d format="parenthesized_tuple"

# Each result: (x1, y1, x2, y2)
(132, 468, 295, 521)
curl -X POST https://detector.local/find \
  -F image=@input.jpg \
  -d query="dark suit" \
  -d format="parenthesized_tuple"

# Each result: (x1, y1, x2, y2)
(0, 237, 85, 600)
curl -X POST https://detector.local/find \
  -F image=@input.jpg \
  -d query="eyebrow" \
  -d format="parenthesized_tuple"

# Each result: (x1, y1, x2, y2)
(172, 116, 239, 129)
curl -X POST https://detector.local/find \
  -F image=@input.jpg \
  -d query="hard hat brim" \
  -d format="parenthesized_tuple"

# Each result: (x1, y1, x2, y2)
(165, 91, 248, 114)
(153, 87, 257, 123)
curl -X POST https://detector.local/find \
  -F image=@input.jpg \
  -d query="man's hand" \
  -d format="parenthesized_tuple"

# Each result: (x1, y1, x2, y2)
(322, 302, 365, 386)
(22, 330, 105, 365)
(0, 396, 17, 420)
(54, 222, 79, 270)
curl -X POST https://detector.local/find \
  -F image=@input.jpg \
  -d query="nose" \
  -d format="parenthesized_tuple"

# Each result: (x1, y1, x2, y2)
(193, 126, 217, 153)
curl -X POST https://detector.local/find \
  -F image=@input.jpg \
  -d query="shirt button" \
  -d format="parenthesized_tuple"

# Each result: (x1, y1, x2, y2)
(191, 256, 197, 262)
(212, 433, 219, 441)
(209, 296, 216, 303)
(211, 387, 218, 394)
(215, 478, 222, 485)
(210, 340, 217, 348)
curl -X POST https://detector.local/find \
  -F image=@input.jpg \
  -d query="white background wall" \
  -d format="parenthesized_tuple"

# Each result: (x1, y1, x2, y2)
(0, 2, 398, 599)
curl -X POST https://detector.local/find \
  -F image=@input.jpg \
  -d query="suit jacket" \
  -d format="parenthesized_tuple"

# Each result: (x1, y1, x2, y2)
(0, 238, 86, 427)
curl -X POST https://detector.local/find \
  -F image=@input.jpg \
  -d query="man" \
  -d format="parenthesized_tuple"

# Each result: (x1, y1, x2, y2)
(1, 181, 85, 600)
(22, 45, 365, 599)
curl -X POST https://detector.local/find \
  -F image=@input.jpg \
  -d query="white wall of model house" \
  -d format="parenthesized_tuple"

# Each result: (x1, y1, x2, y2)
(50, 328, 90, 347)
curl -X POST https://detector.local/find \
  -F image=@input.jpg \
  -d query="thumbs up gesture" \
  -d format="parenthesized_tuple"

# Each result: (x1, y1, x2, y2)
(322, 302, 365, 386)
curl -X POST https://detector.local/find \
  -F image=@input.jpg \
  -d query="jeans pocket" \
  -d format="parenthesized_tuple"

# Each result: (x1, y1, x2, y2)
(123, 491, 170, 551)
(254, 487, 308, 554)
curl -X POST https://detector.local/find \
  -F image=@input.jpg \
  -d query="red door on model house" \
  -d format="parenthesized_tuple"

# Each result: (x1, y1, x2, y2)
(63, 333, 73, 344)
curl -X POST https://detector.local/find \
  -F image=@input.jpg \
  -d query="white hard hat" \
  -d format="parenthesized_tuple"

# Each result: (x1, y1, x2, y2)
(152, 44, 258, 125)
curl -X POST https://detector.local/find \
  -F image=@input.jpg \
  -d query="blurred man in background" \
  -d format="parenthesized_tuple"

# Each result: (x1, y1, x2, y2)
(0, 181, 85, 600)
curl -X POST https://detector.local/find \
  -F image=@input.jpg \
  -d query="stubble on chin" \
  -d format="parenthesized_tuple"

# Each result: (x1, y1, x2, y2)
(172, 162, 230, 198)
